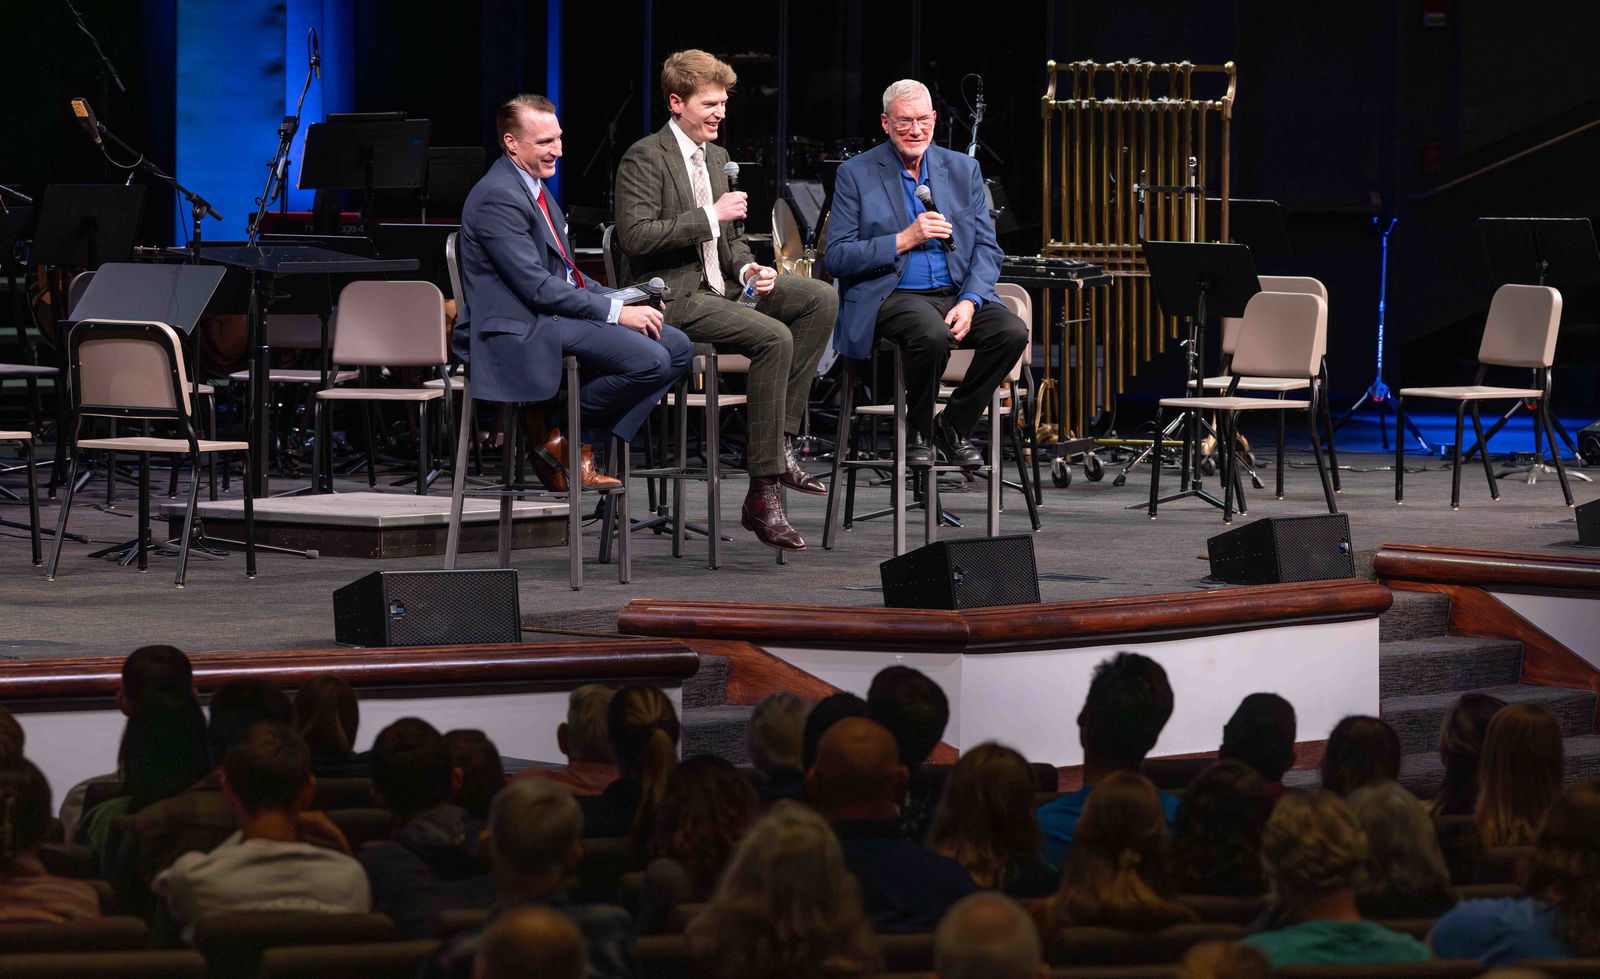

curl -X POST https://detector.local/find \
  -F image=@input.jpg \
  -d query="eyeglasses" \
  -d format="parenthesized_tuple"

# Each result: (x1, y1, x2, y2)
(889, 115, 936, 134)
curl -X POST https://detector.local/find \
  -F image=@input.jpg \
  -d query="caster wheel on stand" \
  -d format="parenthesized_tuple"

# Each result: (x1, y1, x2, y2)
(1052, 458, 1071, 488)
(1084, 453, 1104, 482)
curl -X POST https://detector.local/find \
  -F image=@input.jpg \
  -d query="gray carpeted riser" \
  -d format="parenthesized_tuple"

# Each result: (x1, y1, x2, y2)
(682, 703, 754, 764)
(1396, 735, 1600, 800)
(1383, 683, 1598, 756)
(1378, 591, 1452, 642)
(682, 654, 729, 709)
(1379, 636, 1523, 698)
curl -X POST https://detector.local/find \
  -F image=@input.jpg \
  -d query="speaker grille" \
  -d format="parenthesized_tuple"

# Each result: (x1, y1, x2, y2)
(1270, 514, 1354, 582)
(947, 536, 1040, 608)
(385, 570, 521, 645)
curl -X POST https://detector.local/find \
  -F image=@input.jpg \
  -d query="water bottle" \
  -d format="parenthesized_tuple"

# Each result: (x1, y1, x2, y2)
(737, 275, 761, 309)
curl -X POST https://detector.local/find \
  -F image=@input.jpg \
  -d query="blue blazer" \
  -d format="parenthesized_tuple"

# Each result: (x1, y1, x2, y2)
(455, 154, 615, 404)
(825, 142, 1004, 361)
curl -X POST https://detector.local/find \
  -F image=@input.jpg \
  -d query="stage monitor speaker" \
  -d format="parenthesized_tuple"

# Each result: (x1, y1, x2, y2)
(1577, 499, 1600, 546)
(1207, 514, 1354, 585)
(879, 535, 1040, 610)
(332, 569, 521, 647)
(1579, 420, 1600, 466)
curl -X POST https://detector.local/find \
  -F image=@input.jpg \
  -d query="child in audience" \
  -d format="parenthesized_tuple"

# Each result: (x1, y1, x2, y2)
(687, 800, 880, 979)
(579, 684, 679, 843)
(1476, 702, 1563, 850)
(444, 729, 506, 823)
(1428, 693, 1506, 817)
(293, 673, 368, 778)
(746, 691, 812, 805)
(868, 665, 950, 842)
(78, 687, 210, 862)
(927, 742, 1055, 897)
(1170, 760, 1272, 897)
(1318, 715, 1401, 796)
(1346, 781, 1455, 919)
(0, 759, 100, 923)
(1217, 693, 1296, 800)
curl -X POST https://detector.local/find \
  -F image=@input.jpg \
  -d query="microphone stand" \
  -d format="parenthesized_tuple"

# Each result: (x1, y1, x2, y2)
(581, 84, 635, 216)
(966, 84, 985, 158)
(248, 32, 318, 245)
(62, 0, 126, 93)
(92, 122, 221, 262)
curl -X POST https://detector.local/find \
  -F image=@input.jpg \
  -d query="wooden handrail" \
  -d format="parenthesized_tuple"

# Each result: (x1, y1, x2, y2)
(620, 580, 1392, 653)
(1374, 543, 1600, 592)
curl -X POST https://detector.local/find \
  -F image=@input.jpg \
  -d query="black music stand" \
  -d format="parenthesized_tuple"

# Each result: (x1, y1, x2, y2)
(370, 224, 459, 296)
(1207, 198, 1293, 274)
(299, 117, 430, 238)
(1471, 217, 1600, 479)
(1131, 241, 1260, 512)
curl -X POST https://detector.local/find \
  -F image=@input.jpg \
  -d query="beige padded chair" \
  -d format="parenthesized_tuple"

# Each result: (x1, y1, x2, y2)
(1396, 282, 1571, 509)
(1149, 291, 1337, 521)
(46, 320, 256, 587)
(314, 280, 449, 495)
(0, 431, 41, 565)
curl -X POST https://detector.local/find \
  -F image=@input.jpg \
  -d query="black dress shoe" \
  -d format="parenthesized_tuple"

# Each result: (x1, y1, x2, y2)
(905, 430, 934, 465)
(779, 435, 828, 495)
(932, 416, 983, 468)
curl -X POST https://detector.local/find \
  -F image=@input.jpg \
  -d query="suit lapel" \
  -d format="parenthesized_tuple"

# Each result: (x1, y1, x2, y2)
(500, 157, 569, 270)
(877, 146, 905, 227)
(658, 124, 696, 217)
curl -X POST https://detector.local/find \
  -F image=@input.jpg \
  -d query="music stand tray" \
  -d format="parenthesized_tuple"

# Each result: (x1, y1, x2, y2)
(31, 185, 147, 269)
(1207, 198, 1293, 274)
(300, 118, 430, 191)
(371, 223, 461, 296)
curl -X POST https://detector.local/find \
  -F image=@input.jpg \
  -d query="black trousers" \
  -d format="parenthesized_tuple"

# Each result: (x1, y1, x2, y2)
(875, 287, 1029, 437)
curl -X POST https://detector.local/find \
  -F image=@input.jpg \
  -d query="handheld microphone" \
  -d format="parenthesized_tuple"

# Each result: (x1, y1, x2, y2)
(914, 184, 957, 252)
(309, 28, 321, 79)
(70, 97, 104, 148)
(644, 276, 669, 310)
(722, 161, 744, 237)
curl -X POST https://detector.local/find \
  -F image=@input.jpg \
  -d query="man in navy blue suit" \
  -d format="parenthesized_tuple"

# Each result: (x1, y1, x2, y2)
(456, 94, 691, 490)
(826, 80, 1027, 466)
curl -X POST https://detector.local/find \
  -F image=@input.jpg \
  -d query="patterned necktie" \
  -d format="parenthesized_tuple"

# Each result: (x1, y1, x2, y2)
(689, 147, 725, 296)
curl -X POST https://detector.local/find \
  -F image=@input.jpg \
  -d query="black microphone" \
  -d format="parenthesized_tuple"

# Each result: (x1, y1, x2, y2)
(70, 97, 104, 147)
(722, 161, 744, 237)
(309, 28, 321, 79)
(914, 183, 957, 252)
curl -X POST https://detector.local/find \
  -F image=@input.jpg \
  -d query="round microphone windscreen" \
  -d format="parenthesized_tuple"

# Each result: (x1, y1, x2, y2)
(914, 184, 933, 202)
(723, 161, 740, 176)
(648, 276, 668, 294)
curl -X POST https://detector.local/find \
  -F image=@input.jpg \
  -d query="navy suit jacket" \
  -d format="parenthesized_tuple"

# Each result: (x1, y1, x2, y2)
(456, 154, 614, 404)
(824, 142, 1003, 361)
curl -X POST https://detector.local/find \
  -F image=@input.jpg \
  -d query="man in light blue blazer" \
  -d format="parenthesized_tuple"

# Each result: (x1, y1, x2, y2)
(826, 80, 1027, 466)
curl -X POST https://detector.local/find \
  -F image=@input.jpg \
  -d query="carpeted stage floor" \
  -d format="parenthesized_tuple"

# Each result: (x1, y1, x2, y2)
(0, 444, 1594, 661)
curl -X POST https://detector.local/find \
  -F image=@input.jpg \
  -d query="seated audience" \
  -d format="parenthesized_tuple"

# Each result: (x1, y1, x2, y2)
(1044, 771, 1196, 931)
(579, 684, 679, 842)
(79, 685, 211, 863)
(420, 779, 636, 979)
(1476, 702, 1564, 850)
(810, 716, 977, 932)
(518, 685, 619, 796)
(1347, 781, 1455, 919)
(360, 718, 494, 938)
(444, 729, 507, 823)
(1038, 652, 1179, 868)
(1428, 693, 1506, 817)
(687, 800, 880, 979)
(1431, 779, 1600, 966)
(1178, 941, 1272, 979)
(1319, 715, 1401, 796)
(934, 892, 1046, 979)
(643, 754, 759, 900)
(1242, 790, 1430, 967)
(153, 723, 369, 936)
(801, 692, 869, 772)
(746, 691, 812, 805)
(0, 758, 100, 922)
(868, 665, 950, 841)
(1170, 760, 1273, 897)
(927, 742, 1055, 897)
(293, 673, 369, 778)
(1217, 692, 1297, 800)
(0, 706, 23, 764)
(475, 905, 587, 979)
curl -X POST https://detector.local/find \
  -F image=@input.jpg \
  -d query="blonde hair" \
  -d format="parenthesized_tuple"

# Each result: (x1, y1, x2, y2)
(747, 692, 812, 774)
(1179, 940, 1271, 979)
(1476, 702, 1564, 849)
(1346, 781, 1450, 907)
(927, 742, 1042, 890)
(661, 49, 737, 104)
(1259, 790, 1367, 918)
(607, 684, 680, 845)
(565, 684, 615, 764)
(1050, 771, 1196, 931)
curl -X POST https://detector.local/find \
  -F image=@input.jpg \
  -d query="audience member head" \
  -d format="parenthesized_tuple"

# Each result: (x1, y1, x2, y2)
(1477, 701, 1564, 849)
(689, 800, 879, 979)
(800, 691, 868, 772)
(647, 753, 760, 892)
(1178, 941, 1272, 979)
(488, 778, 583, 895)
(0, 708, 24, 765)
(807, 716, 907, 822)
(1078, 653, 1173, 776)
(1318, 715, 1401, 797)
(0, 759, 52, 870)
(120, 688, 211, 812)
(1171, 760, 1272, 896)
(557, 684, 616, 766)
(444, 729, 505, 822)
(934, 892, 1045, 979)
(868, 665, 950, 768)
(1259, 790, 1367, 920)
(292, 674, 359, 759)
(746, 692, 812, 775)
(119, 644, 194, 714)
(474, 905, 586, 979)
(372, 718, 457, 820)
(606, 684, 680, 841)
(1346, 781, 1451, 910)
(220, 722, 313, 820)
(1052, 771, 1195, 930)
(1525, 780, 1600, 957)
(927, 742, 1042, 890)
(1218, 693, 1297, 784)
(206, 677, 292, 765)
(1430, 693, 1506, 816)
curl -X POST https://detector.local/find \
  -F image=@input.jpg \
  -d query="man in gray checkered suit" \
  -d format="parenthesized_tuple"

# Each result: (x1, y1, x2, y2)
(615, 49, 838, 553)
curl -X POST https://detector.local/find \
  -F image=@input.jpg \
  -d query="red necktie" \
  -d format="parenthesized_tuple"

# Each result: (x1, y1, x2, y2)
(537, 186, 585, 289)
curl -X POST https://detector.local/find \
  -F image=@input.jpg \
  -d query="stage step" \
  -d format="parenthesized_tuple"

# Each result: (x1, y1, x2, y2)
(682, 703, 755, 765)
(1378, 590, 1452, 642)
(1383, 683, 1598, 757)
(1397, 734, 1600, 800)
(683, 654, 730, 709)
(1379, 636, 1523, 698)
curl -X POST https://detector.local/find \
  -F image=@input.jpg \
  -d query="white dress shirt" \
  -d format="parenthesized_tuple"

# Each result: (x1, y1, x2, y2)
(667, 119, 758, 289)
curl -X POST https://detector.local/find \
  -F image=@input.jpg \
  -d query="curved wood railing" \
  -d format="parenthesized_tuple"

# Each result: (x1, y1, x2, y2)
(0, 640, 701, 703)
(620, 579, 1393, 653)
(1374, 543, 1600, 592)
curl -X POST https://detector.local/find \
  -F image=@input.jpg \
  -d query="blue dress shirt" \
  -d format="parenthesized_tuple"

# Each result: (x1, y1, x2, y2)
(896, 165, 982, 309)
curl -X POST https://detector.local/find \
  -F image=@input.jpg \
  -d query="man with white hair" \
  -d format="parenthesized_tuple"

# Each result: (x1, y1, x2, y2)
(935, 893, 1048, 979)
(826, 79, 1027, 467)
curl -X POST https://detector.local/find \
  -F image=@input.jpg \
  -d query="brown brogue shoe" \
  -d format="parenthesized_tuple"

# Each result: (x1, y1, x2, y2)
(533, 428, 622, 492)
(740, 476, 806, 551)
(779, 435, 827, 495)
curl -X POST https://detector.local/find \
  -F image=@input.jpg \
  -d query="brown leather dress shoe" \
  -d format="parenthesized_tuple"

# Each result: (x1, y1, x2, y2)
(741, 476, 806, 551)
(779, 435, 828, 495)
(532, 427, 622, 492)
